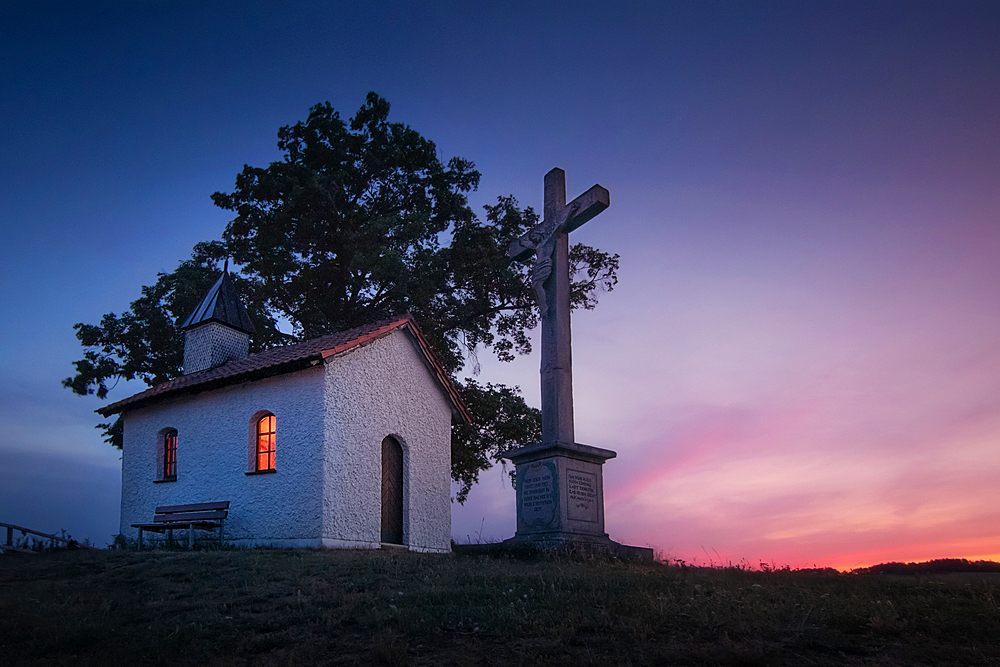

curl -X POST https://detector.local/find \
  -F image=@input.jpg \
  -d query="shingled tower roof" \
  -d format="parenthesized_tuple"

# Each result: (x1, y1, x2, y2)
(180, 271, 256, 335)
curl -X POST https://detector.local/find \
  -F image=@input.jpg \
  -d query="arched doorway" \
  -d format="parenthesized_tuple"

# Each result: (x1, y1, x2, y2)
(381, 436, 403, 545)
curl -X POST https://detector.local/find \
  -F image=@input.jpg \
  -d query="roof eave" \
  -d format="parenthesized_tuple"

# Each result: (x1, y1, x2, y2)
(95, 354, 323, 417)
(399, 320, 473, 425)
(94, 313, 472, 425)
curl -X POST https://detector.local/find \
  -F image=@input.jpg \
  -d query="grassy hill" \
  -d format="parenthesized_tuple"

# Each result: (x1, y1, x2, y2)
(2, 548, 999, 665)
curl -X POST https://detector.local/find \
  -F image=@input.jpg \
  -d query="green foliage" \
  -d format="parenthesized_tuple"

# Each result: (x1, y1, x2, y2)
(212, 94, 480, 353)
(64, 93, 618, 499)
(451, 379, 542, 503)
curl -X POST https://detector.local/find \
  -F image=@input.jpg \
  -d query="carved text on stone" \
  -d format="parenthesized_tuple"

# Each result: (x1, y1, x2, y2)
(520, 462, 557, 527)
(567, 469, 598, 523)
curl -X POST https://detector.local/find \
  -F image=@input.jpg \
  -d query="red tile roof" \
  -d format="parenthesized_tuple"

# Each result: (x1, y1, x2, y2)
(97, 314, 472, 423)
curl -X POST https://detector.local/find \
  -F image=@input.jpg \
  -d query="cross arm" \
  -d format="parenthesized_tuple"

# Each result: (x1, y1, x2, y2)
(563, 184, 610, 234)
(507, 184, 610, 261)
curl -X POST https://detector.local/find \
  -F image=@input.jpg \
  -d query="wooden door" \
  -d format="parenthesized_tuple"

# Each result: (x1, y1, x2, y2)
(381, 436, 403, 544)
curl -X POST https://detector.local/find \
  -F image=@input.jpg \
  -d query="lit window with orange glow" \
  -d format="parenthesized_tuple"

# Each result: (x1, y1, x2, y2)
(256, 415, 276, 471)
(164, 430, 177, 480)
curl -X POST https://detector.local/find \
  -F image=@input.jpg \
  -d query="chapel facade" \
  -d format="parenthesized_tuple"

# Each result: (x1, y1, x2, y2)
(101, 272, 469, 553)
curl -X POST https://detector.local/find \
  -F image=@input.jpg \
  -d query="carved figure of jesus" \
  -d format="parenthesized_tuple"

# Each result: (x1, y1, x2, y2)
(521, 198, 581, 318)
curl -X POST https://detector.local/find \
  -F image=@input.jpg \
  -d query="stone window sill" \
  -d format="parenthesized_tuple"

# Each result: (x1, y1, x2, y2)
(153, 477, 176, 484)
(245, 469, 276, 476)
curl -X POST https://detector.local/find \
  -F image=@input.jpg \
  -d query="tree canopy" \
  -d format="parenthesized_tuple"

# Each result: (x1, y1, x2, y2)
(65, 92, 619, 501)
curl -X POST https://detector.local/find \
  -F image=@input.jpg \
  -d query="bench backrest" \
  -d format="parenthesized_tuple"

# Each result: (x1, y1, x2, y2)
(153, 501, 229, 524)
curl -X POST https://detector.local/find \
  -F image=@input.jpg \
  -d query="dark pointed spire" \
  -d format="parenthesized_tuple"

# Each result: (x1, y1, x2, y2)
(181, 271, 256, 335)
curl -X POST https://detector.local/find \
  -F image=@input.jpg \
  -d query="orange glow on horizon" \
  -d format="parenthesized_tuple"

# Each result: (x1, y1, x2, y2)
(823, 537, 1000, 572)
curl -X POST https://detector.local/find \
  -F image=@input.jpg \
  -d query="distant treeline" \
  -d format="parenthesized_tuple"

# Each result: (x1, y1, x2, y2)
(860, 559, 1000, 574)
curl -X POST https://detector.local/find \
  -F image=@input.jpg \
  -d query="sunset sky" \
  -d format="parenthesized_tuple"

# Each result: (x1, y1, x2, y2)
(2, 1, 998, 569)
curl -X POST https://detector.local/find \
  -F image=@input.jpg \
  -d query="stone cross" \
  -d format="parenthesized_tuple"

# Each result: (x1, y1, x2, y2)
(508, 168, 609, 446)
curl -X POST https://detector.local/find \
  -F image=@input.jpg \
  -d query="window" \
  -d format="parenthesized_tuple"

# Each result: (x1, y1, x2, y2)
(155, 427, 178, 482)
(163, 429, 177, 480)
(256, 415, 276, 471)
(246, 411, 277, 475)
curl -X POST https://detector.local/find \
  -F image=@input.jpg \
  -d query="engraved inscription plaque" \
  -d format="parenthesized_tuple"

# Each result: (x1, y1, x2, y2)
(520, 461, 558, 528)
(567, 469, 598, 522)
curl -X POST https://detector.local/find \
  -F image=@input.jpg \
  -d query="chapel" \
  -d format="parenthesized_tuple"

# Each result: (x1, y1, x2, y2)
(100, 271, 469, 552)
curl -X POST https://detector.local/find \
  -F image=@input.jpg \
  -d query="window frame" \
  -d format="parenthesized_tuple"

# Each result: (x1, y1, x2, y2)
(246, 411, 277, 475)
(155, 427, 178, 483)
(256, 414, 276, 471)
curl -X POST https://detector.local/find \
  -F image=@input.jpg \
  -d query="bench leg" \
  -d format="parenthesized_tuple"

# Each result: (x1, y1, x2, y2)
(218, 520, 224, 548)
(167, 528, 174, 549)
(138, 528, 143, 551)
(189, 523, 195, 550)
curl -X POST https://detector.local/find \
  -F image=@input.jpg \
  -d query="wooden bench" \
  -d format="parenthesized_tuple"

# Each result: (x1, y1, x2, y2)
(132, 502, 229, 550)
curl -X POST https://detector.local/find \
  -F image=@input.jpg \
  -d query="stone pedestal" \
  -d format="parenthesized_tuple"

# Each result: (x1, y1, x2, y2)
(502, 441, 653, 559)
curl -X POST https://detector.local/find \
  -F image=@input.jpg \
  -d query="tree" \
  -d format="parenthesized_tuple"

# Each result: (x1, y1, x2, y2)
(65, 93, 619, 502)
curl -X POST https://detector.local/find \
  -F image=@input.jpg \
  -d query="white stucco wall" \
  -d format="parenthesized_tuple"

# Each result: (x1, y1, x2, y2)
(322, 329, 454, 553)
(120, 365, 327, 546)
(119, 327, 454, 552)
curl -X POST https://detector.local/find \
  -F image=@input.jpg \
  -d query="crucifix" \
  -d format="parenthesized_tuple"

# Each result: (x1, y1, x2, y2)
(508, 167, 609, 446)
(499, 168, 647, 557)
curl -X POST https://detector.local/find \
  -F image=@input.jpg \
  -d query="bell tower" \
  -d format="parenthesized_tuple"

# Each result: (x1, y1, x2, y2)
(180, 270, 256, 374)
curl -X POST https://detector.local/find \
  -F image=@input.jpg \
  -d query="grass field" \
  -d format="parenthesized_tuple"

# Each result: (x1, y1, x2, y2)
(2, 548, 999, 666)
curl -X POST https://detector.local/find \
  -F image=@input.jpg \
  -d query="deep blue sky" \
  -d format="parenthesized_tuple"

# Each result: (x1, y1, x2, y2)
(3, 1, 999, 566)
